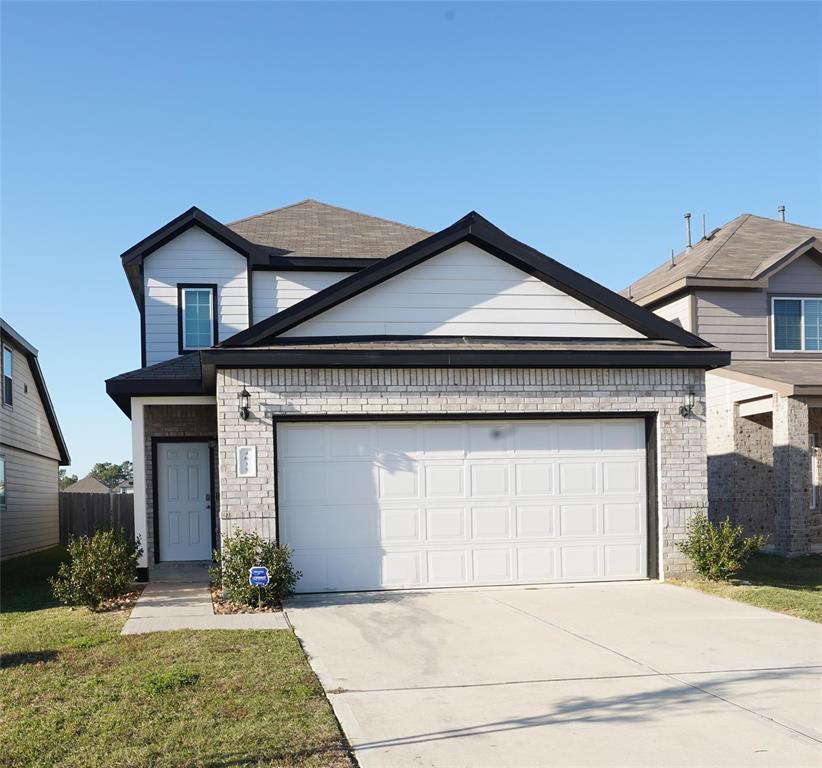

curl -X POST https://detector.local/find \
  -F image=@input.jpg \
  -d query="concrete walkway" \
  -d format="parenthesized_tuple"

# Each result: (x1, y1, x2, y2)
(121, 564, 288, 635)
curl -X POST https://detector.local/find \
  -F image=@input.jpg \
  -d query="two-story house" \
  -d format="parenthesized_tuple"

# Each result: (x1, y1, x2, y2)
(106, 200, 728, 589)
(625, 214, 822, 557)
(0, 319, 71, 558)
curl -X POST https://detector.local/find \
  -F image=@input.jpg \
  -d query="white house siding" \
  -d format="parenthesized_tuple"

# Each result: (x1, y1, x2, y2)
(0, 346, 60, 461)
(283, 243, 647, 339)
(652, 295, 692, 332)
(251, 271, 352, 324)
(143, 227, 249, 365)
(1, 446, 59, 558)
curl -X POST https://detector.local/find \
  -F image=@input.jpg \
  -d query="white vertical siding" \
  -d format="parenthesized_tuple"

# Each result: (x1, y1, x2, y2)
(251, 271, 353, 324)
(653, 295, 692, 332)
(143, 227, 249, 365)
(1, 446, 59, 559)
(283, 243, 646, 339)
(0, 346, 60, 460)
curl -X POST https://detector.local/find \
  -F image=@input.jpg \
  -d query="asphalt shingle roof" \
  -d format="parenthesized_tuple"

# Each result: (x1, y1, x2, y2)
(624, 214, 822, 303)
(108, 353, 202, 382)
(226, 199, 431, 259)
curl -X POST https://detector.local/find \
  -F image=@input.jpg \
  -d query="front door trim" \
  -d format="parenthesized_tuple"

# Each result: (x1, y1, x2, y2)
(151, 436, 217, 564)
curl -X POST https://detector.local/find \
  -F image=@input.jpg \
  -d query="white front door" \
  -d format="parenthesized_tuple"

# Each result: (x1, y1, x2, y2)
(158, 442, 212, 562)
(278, 419, 648, 593)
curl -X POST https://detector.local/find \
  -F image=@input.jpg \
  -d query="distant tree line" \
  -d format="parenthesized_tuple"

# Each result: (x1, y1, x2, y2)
(59, 461, 133, 490)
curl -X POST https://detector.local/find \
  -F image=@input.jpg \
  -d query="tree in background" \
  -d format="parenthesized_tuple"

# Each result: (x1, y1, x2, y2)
(58, 469, 78, 490)
(89, 461, 133, 489)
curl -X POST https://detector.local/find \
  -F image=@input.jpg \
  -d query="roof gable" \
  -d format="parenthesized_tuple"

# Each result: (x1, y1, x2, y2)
(222, 212, 710, 348)
(281, 241, 646, 339)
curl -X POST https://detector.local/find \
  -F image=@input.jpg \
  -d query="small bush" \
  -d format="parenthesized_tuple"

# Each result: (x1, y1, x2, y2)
(210, 529, 300, 606)
(50, 529, 142, 610)
(678, 511, 766, 581)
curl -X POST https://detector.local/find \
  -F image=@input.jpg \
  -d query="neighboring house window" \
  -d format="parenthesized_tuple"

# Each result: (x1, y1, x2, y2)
(2, 345, 12, 407)
(0, 455, 5, 513)
(772, 297, 822, 352)
(178, 285, 217, 352)
(811, 434, 819, 510)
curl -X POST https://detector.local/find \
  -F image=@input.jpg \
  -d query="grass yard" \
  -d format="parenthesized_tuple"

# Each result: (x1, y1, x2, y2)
(0, 547, 353, 768)
(672, 552, 822, 623)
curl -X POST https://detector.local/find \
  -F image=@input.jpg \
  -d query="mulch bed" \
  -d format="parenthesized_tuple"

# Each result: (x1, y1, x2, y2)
(210, 585, 282, 614)
(93, 586, 145, 613)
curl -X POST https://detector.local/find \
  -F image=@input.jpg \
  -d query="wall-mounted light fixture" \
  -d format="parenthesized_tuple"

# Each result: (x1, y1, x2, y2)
(239, 388, 250, 421)
(679, 391, 695, 418)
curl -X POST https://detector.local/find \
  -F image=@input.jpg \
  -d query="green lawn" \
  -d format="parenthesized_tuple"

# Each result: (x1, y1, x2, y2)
(672, 553, 822, 623)
(0, 547, 353, 768)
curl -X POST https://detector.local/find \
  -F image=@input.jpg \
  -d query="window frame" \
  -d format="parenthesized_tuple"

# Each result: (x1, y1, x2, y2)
(177, 284, 218, 354)
(2, 344, 12, 408)
(770, 295, 822, 353)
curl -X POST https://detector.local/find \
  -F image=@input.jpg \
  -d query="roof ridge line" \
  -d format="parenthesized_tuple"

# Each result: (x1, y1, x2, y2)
(226, 199, 318, 225)
(694, 213, 751, 277)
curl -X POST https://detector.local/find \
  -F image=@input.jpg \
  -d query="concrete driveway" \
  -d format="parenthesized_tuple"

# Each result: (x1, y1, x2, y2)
(285, 582, 822, 768)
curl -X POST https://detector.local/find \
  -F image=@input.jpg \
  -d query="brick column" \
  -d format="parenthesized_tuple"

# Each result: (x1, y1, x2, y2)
(772, 394, 810, 556)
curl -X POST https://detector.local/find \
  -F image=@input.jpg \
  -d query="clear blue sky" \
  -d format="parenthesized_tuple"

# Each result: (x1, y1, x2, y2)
(2, 2, 820, 475)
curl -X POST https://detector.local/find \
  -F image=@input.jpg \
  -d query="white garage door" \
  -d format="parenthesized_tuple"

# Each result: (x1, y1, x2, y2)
(278, 419, 648, 592)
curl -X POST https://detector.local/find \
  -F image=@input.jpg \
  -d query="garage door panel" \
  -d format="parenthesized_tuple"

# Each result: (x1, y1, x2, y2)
(469, 463, 509, 496)
(558, 462, 598, 494)
(473, 549, 512, 582)
(471, 506, 510, 539)
(424, 464, 464, 497)
(279, 418, 648, 592)
(427, 550, 467, 583)
(426, 506, 466, 540)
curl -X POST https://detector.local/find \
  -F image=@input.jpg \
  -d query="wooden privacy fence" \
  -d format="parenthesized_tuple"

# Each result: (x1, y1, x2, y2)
(59, 493, 135, 544)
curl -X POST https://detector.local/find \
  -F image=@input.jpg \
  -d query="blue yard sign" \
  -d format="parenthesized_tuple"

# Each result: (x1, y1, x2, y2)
(249, 566, 270, 587)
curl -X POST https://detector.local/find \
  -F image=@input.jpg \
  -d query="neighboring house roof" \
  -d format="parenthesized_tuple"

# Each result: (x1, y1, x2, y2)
(226, 199, 431, 259)
(63, 475, 110, 494)
(712, 361, 822, 397)
(0, 318, 70, 465)
(119, 201, 430, 306)
(623, 214, 822, 306)
(221, 211, 714, 349)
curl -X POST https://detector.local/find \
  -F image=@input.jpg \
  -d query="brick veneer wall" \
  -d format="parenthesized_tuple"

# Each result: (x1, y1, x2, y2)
(810, 408, 822, 548)
(143, 404, 218, 566)
(215, 367, 707, 578)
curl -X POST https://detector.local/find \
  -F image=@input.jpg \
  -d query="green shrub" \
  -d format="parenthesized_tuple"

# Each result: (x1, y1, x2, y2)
(49, 529, 142, 610)
(210, 529, 301, 606)
(677, 511, 766, 581)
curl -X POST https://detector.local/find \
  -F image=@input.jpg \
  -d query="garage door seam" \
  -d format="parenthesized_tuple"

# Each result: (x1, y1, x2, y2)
(486, 595, 822, 746)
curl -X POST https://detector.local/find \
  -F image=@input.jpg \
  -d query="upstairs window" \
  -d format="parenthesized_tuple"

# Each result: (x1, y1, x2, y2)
(2, 345, 12, 407)
(178, 285, 217, 352)
(772, 297, 822, 352)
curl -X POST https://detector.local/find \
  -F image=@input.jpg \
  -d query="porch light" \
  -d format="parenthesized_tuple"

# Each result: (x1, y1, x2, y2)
(679, 391, 695, 418)
(239, 388, 250, 421)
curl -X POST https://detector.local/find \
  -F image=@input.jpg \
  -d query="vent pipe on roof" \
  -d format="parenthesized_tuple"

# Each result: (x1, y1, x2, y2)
(702, 214, 707, 240)
(778, 205, 786, 222)
(684, 212, 692, 250)
(670, 248, 675, 268)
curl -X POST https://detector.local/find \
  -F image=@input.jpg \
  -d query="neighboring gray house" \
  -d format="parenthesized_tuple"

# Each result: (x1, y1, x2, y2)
(107, 200, 728, 588)
(0, 319, 70, 558)
(625, 213, 822, 556)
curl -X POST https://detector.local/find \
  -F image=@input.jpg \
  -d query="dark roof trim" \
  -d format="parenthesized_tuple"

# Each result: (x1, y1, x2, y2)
(201, 347, 730, 370)
(220, 212, 712, 349)
(251, 257, 379, 272)
(0, 319, 70, 464)
(105, 377, 207, 418)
